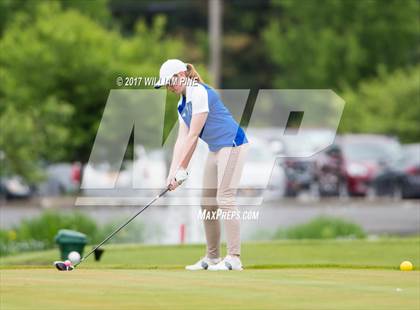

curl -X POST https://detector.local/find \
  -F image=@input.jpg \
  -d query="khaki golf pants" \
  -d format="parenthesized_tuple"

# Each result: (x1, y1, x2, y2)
(201, 143, 249, 258)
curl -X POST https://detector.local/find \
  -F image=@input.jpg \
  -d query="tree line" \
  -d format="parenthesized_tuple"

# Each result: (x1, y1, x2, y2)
(0, 0, 418, 182)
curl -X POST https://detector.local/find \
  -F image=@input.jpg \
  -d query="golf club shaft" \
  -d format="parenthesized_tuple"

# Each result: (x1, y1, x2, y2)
(74, 188, 170, 267)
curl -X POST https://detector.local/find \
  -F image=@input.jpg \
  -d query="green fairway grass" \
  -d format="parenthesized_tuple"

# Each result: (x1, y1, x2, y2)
(1, 238, 419, 269)
(1, 239, 419, 309)
(1, 269, 419, 310)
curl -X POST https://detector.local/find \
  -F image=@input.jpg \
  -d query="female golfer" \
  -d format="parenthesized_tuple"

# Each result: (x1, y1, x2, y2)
(155, 59, 249, 271)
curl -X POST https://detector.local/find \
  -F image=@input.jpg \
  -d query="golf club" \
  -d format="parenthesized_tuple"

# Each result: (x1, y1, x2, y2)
(54, 187, 170, 271)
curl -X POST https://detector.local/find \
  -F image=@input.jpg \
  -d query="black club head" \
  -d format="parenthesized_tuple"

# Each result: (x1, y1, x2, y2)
(54, 261, 74, 271)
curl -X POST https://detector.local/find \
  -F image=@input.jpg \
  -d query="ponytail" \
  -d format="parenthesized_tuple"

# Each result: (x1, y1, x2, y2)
(185, 63, 203, 83)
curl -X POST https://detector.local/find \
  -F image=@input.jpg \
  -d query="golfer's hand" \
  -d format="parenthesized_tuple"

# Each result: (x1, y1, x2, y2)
(166, 174, 177, 191)
(168, 178, 179, 191)
(167, 168, 188, 191)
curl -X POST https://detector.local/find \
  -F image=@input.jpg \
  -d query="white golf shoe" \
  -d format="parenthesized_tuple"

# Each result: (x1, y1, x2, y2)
(185, 256, 221, 271)
(208, 255, 243, 271)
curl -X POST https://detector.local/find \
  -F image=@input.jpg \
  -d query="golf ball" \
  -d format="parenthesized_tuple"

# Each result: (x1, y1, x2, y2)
(68, 251, 81, 264)
(400, 261, 413, 271)
(64, 260, 72, 267)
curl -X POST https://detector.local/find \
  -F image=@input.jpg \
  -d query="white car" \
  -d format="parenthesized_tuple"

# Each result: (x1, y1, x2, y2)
(81, 146, 166, 196)
(184, 136, 285, 200)
(239, 137, 286, 200)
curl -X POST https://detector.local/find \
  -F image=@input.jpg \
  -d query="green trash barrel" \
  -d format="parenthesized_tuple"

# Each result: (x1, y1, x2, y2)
(54, 229, 87, 260)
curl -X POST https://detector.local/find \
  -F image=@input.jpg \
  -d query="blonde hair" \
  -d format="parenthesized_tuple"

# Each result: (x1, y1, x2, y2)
(185, 63, 203, 83)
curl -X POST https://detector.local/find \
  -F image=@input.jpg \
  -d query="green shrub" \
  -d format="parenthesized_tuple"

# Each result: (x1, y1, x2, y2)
(0, 228, 45, 256)
(0, 240, 45, 256)
(0, 211, 150, 256)
(274, 217, 366, 240)
(16, 211, 98, 248)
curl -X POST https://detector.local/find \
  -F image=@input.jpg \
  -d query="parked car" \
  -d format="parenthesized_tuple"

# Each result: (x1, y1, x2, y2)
(177, 135, 285, 201)
(37, 162, 81, 196)
(0, 176, 32, 199)
(280, 129, 336, 197)
(81, 146, 166, 196)
(314, 144, 346, 197)
(239, 137, 286, 199)
(338, 134, 401, 196)
(0, 150, 33, 200)
(373, 144, 420, 199)
(283, 158, 315, 197)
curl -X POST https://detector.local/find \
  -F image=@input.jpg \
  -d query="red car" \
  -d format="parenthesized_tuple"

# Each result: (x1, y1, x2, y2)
(338, 135, 402, 196)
